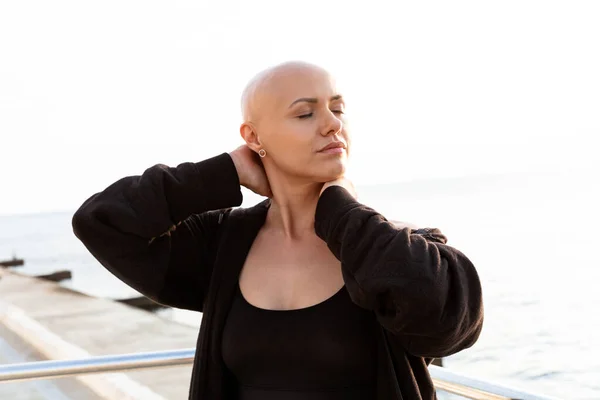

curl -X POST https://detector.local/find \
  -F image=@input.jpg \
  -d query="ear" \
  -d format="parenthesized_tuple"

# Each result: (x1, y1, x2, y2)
(239, 122, 262, 153)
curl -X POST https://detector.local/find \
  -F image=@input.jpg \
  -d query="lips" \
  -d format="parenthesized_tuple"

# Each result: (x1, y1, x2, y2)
(318, 141, 346, 152)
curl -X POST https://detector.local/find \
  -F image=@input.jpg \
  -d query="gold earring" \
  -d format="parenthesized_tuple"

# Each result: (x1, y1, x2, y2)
(258, 149, 267, 158)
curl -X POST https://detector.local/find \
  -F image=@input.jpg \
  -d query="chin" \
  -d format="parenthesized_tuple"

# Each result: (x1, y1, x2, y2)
(317, 159, 347, 182)
(294, 156, 348, 182)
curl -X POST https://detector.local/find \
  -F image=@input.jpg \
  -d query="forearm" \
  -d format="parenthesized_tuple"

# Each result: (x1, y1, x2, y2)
(73, 153, 242, 241)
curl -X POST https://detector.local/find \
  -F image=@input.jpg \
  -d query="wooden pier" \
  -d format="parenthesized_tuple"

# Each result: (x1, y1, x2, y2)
(0, 268, 200, 400)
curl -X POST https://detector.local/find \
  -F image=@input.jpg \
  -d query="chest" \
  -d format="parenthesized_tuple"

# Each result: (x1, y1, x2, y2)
(222, 282, 378, 395)
(238, 229, 344, 311)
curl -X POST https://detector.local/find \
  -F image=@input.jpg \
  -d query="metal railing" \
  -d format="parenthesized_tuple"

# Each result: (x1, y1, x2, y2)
(0, 348, 193, 383)
(0, 349, 559, 400)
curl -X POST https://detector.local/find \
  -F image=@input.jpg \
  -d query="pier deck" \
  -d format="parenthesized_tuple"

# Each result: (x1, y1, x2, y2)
(0, 269, 200, 399)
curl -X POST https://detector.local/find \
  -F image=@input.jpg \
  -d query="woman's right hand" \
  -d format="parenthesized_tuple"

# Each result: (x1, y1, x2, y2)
(229, 145, 272, 197)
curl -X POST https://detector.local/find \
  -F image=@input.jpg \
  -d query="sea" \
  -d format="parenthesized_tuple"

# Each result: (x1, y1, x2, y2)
(1, 168, 599, 399)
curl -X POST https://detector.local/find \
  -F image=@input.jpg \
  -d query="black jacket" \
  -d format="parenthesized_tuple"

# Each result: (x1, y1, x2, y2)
(72, 153, 484, 399)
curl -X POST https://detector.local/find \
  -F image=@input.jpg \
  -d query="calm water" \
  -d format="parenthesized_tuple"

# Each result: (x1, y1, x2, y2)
(1, 169, 598, 399)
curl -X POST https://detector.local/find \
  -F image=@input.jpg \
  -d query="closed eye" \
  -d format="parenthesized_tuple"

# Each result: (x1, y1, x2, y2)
(298, 110, 344, 119)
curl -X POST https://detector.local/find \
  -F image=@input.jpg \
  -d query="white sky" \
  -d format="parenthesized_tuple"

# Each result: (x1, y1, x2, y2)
(1, 0, 599, 215)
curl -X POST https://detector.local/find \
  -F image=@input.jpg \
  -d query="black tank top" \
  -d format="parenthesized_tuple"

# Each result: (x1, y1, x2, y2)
(222, 282, 378, 400)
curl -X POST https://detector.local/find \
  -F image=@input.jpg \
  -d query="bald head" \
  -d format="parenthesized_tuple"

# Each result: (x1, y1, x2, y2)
(237, 61, 349, 183)
(241, 61, 331, 122)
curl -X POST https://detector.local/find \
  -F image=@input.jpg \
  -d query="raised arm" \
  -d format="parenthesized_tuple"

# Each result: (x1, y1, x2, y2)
(315, 186, 484, 358)
(72, 153, 243, 311)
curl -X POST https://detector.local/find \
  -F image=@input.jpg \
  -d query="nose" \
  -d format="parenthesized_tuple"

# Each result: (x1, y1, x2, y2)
(320, 111, 343, 137)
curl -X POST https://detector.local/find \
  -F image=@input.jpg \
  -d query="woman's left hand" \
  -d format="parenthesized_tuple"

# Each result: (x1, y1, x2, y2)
(320, 177, 357, 199)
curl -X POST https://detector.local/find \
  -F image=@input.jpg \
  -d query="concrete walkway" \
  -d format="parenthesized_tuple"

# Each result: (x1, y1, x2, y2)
(0, 324, 103, 400)
(0, 269, 201, 399)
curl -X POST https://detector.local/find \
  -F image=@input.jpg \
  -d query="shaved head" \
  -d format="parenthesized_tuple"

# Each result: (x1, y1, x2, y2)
(241, 61, 331, 122)
(238, 60, 349, 185)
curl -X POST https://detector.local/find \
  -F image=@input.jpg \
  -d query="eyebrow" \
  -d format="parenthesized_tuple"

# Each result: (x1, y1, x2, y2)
(288, 95, 343, 108)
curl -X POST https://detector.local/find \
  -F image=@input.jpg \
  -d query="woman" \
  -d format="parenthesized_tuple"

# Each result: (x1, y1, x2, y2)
(73, 61, 484, 399)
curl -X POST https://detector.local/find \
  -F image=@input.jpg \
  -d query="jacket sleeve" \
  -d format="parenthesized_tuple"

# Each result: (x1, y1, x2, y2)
(72, 153, 243, 311)
(314, 186, 484, 358)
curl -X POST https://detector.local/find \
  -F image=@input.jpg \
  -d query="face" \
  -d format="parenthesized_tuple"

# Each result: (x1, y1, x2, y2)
(246, 65, 351, 183)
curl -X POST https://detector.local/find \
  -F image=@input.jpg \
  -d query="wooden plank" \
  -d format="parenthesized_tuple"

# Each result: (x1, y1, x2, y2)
(116, 296, 167, 312)
(33, 270, 72, 283)
(0, 258, 24, 268)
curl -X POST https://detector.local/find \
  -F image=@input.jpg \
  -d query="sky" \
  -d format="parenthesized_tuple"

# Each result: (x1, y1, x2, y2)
(0, 0, 599, 215)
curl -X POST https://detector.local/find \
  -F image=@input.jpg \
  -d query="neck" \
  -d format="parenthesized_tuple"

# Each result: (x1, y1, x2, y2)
(264, 170, 324, 240)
